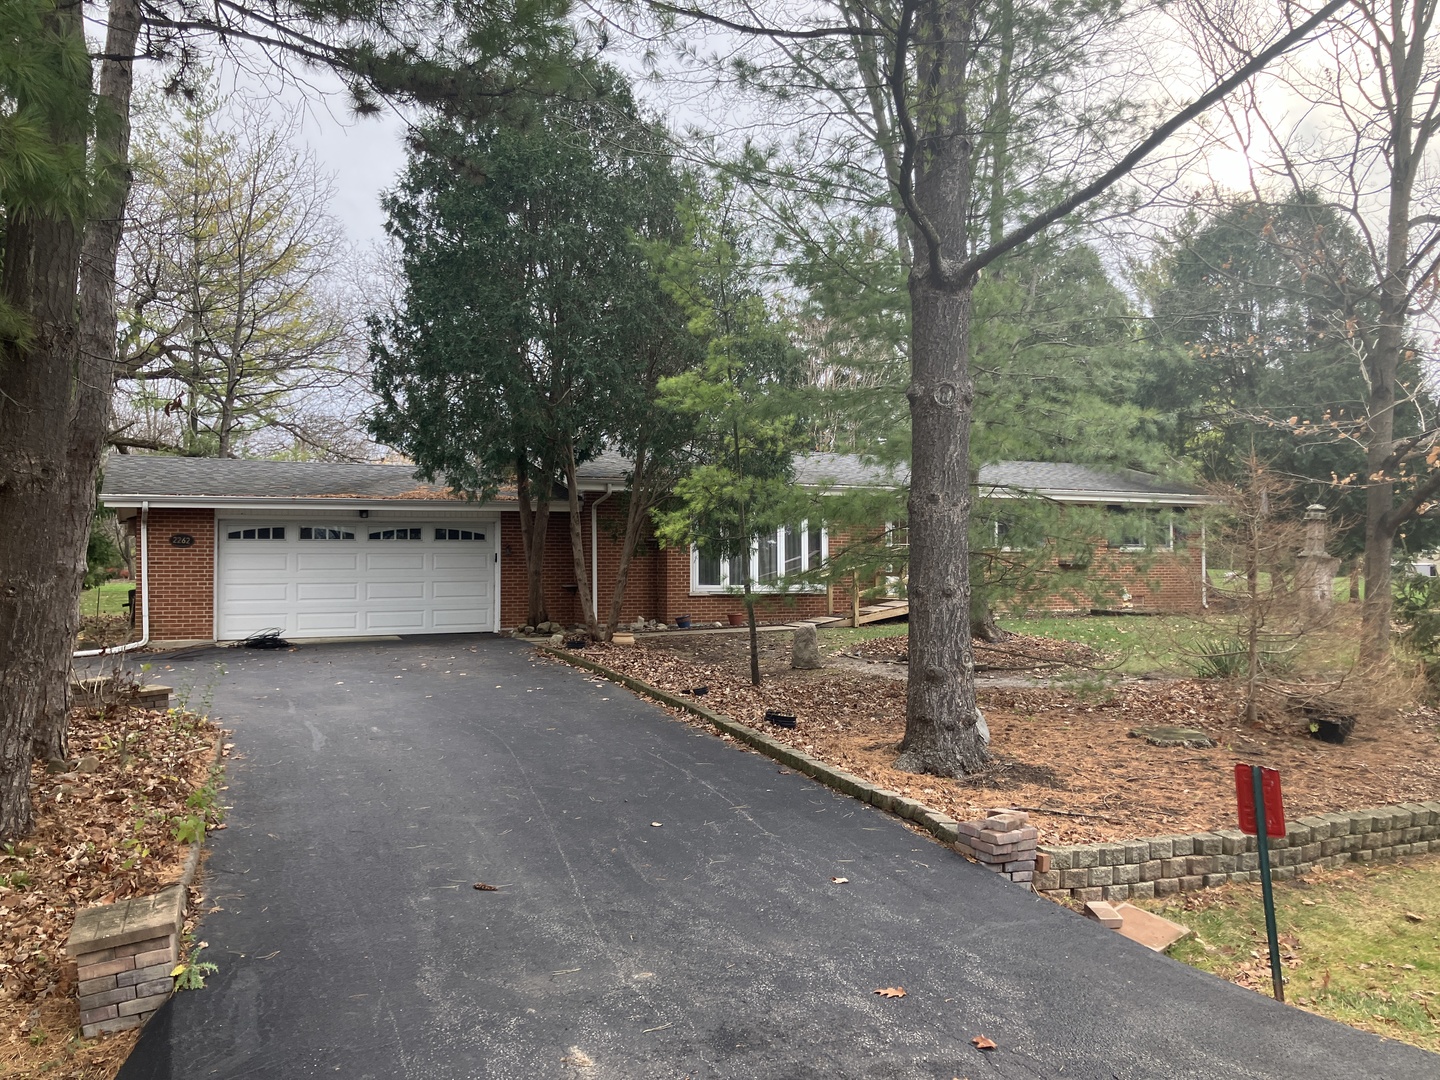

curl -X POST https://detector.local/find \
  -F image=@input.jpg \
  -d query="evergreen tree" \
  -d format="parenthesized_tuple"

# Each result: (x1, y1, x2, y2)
(370, 62, 689, 632)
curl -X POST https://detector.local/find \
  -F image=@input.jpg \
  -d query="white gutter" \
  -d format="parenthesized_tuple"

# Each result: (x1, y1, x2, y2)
(590, 485, 615, 621)
(75, 500, 150, 658)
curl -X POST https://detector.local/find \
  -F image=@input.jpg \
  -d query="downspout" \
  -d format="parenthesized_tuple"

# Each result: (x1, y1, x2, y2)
(1200, 521, 1209, 609)
(590, 485, 615, 620)
(75, 500, 150, 658)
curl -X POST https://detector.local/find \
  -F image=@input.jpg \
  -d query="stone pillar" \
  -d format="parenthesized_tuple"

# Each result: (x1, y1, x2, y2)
(67, 886, 183, 1037)
(1295, 504, 1341, 620)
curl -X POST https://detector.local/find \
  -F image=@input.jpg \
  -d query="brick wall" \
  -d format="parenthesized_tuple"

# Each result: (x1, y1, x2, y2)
(499, 500, 859, 628)
(141, 509, 215, 641)
(997, 545, 1205, 616)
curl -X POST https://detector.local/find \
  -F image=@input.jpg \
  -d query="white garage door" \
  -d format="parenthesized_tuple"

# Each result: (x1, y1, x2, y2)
(216, 519, 498, 639)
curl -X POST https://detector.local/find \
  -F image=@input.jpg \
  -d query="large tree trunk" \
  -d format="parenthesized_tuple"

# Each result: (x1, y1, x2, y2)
(895, 0, 989, 777)
(0, 0, 142, 834)
(514, 453, 551, 626)
(0, 198, 85, 834)
(35, 0, 141, 763)
(560, 443, 597, 637)
(604, 449, 652, 641)
(1358, 0, 1428, 664)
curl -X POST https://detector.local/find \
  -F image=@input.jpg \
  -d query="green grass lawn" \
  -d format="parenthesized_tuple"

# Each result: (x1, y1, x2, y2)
(1138, 857, 1440, 1052)
(80, 579, 134, 617)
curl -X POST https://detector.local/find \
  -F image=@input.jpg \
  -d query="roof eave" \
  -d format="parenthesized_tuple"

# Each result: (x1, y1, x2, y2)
(979, 487, 1211, 506)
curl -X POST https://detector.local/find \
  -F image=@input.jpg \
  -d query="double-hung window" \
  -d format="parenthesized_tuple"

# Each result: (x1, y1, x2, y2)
(692, 524, 826, 593)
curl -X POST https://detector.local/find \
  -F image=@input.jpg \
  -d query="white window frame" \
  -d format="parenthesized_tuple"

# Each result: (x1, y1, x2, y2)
(1111, 508, 1176, 552)
(690, 523, 828, 594)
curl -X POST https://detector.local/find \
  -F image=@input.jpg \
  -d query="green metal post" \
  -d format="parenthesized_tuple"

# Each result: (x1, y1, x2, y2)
(1251, 765, 1285, 1002)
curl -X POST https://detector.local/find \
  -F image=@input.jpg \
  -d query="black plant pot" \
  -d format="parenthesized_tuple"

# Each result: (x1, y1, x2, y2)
(1309, 714, 1357, 745)
(765, 710, 797, 729)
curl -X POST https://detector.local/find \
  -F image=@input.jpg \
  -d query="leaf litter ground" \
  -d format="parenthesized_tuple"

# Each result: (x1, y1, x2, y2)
(0, 703, 221, 1078)
(565, 630, 1440, 847)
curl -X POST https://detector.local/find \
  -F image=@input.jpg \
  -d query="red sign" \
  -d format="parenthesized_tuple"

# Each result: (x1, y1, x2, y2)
(1235, 764, 1286, 837)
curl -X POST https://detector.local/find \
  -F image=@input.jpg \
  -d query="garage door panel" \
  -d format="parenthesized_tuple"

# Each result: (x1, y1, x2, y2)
(218, 520, 495, 639)
(366, 581, 425, 600)
(366, 609, 426, 630)
(366, 553, 425, 571)
(434, 577, 489, 599)
(297, 582, 360, 601)
(297, 552, 359, 572)
(432, 608, 487, 627)
(297, 610, 362, 631)
(433, 551, 490, 571)
(222, 582, 289, 603)
(227, 551, 290, 573)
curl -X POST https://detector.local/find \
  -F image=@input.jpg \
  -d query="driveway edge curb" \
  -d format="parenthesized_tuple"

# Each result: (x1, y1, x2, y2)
(538, 646, 967, 849)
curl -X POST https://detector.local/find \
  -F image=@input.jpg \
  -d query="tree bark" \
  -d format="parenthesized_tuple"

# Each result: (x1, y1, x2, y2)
(894, 0, 989, 777)
(0, 0, 140, 832)
(560, 442, 597, 637)
(604, 449, 652, 641)
(513, 452, 551, 626)
(35, 0, 141, 762)
(745, 591, 761, 687)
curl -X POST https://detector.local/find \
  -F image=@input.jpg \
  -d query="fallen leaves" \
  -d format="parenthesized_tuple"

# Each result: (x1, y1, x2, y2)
(873, 986, 906, 998)
(0, 700, 219, 1076)
(971, 1036, 998, 1051)
(1404, 912, 1425, 923)
(473, 882, 499, 892)
(830, 876, 849, 884)
(650, 822, 663, 828)
(555, 636, 1440, 846)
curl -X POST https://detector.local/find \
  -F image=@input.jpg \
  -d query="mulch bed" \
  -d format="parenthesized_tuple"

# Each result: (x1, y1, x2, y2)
(0, 702, 222, 1078)
(559, 632, 1440, 848)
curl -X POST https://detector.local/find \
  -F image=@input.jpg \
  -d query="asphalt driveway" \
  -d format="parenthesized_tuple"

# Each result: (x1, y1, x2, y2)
(115, 637, 1434, 1079)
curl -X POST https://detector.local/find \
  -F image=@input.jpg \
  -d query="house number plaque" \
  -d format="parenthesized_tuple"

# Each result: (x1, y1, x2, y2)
(169, 534, 195, 548)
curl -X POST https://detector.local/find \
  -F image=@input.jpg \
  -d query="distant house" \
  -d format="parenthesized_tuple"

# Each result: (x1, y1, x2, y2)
(97, 453, 1206, 644)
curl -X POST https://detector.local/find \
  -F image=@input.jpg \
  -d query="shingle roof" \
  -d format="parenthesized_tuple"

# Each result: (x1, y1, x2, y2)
(978, 461, 1204, 502)
(101, 456, 461, 501)
(794, 452, 909, 489)
(99, 452, 1202, 505)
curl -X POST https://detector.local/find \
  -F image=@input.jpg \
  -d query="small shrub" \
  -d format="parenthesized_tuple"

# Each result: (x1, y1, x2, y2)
(1395, 573, 1440, 682)
(1194, 637, 1247, 678)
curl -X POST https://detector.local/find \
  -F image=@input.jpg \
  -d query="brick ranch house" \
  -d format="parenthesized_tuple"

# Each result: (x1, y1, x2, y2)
(98, 453, 1209, 645)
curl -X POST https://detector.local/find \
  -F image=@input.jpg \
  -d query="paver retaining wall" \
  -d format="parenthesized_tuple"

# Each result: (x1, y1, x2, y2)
(1034, 802, 1440, 902)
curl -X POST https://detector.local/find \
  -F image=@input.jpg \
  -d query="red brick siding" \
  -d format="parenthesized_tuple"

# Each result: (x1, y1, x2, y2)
(996, 545, 1205, 615)
(141, 508, 215, 640)
(500, 502, 859, 628)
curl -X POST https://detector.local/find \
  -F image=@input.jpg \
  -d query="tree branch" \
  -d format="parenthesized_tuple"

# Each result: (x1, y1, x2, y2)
(954, 0, 1352, 284)
(647, 2, 881, 39)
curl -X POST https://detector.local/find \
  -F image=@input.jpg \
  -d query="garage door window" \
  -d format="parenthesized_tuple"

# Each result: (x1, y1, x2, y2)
(226, 526, 286, 540)
(435, 528, 486, 541)
(299, 526, 355, 540)
(368, 527, 423, 540)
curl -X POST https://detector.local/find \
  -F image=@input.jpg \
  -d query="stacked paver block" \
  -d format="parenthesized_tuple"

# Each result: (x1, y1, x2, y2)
(1031, 801, 1440, 902)
(954, 808, 1039, 882)
(67, 886, 184, 1037)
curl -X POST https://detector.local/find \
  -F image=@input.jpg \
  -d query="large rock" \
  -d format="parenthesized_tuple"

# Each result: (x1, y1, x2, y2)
(791, 624, 823, 669)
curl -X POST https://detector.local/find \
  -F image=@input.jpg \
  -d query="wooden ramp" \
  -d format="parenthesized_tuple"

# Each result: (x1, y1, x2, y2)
(851, 600, 909, 627)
